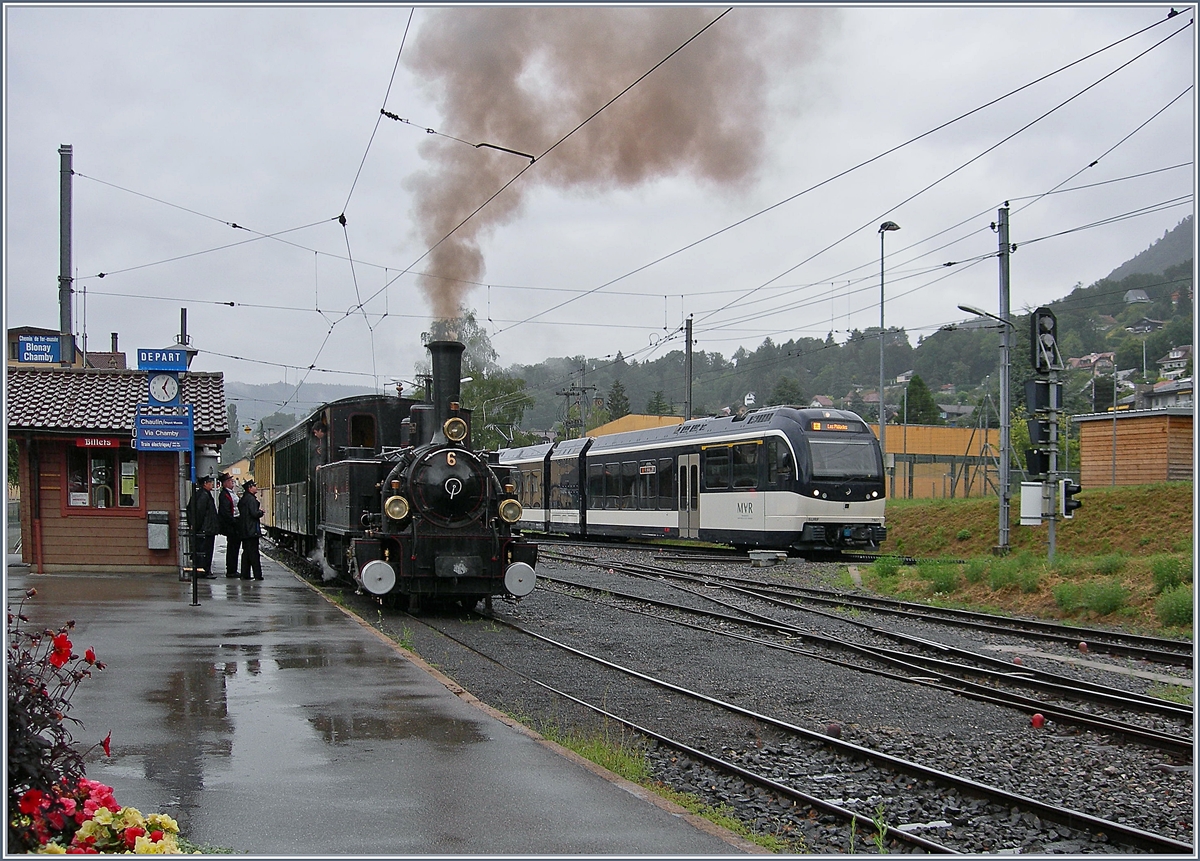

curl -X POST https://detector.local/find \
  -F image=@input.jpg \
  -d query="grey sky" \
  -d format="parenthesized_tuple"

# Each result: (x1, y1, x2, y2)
(4, 4, 1195, 396)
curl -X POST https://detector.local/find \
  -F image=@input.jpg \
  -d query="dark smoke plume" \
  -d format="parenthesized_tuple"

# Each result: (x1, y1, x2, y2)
(403, 6, 829, 319)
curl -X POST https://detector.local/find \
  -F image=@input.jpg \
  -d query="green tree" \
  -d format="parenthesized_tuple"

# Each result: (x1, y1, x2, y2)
(420, 307, 499, 377)
(607, 379, 631, 420)
(769, 375, 803, 406)
(646, 391, 674, 416)
(461, 374, 535, 450)
(905, 374, 943, 424)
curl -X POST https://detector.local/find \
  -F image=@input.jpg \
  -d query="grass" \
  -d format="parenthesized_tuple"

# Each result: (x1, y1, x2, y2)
(1147, 682, 1194, 707)
(523, 716, 801, 853)
(873, 482, 1194, 636)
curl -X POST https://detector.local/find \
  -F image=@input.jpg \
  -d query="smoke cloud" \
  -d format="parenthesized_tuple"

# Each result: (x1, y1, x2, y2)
(403, 6, 829, 319)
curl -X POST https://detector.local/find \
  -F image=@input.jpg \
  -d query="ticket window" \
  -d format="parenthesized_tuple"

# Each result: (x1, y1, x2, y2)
(67, 447, 139, 509)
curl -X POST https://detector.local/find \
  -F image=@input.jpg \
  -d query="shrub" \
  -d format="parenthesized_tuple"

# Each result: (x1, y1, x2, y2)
(1094, 553, 1126, 576)
(963, 558, 988, 584)
(955, 529, 971, 541)
(873, 555, 900, 578)
(928, 566, 960, 594)
(1081, 579, 1129, 616)
(1053, 582, 1082, 612)
(1154, 585, 1194, 628)
(1017, 566, 1041, 594)
(1150, 555, 1192, 594)
(1051, 555, 1077, 578)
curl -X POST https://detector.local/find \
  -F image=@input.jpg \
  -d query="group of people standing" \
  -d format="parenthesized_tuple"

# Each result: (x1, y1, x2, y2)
(185, 472, 264, 580)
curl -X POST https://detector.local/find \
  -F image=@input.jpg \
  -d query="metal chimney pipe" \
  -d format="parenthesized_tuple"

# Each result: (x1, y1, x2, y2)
(111, 332, 118, 352)
(427, 340, 465, 433)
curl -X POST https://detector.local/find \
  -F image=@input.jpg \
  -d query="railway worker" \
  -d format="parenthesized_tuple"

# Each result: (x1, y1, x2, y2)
(217, 473, 242, 578)
(185, 474, 219, 579)
(237, 479, 265, 580)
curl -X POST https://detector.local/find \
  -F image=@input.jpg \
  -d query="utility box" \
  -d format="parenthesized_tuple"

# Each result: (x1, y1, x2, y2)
(147, 511, 171, 550)
(1019, 482, 1048, 527)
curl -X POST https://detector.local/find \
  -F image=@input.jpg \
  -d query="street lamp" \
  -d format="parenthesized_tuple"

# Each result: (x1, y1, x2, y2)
(958, 303, 1015, 551)
(878, 221, 900, 479)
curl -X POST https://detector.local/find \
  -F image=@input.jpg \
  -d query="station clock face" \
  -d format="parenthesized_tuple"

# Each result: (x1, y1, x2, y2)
(148, 373, 180, 403)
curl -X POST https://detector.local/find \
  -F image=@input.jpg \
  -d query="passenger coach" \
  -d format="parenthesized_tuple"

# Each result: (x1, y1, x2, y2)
(498, 407, 886, 553)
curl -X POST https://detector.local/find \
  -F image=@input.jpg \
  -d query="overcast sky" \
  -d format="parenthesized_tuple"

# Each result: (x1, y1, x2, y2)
(4, 3, 1195, 406)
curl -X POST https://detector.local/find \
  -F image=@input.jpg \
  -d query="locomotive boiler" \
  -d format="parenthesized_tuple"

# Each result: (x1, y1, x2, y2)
(338, 340, 538, 610)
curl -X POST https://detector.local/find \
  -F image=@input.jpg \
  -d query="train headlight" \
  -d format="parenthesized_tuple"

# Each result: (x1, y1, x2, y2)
(443, 417, 468, 443)
(384, 495, 411, 521)
(498, 498, 523, 523)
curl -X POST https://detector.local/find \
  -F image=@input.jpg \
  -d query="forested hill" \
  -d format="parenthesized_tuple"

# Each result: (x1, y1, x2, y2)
(512, 217, 1194, 432)
(1105, 215, 1193, 282)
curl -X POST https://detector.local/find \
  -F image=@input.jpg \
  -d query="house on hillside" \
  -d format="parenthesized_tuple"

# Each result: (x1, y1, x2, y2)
(1157, 345, 1192, 380)
(809, 395, 834, 409)
(937, 404, 975, 426)
(1123, 288, 1151, 304)
(1067, 352, 1115, 373)
(1125, 317, 1164, 334)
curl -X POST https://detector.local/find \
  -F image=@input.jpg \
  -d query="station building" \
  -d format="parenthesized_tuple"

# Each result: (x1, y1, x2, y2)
(6, 366, 229, 574)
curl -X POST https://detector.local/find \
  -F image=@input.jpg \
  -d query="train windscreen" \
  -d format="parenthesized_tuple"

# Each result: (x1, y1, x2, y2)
(808, 438, 880, 479)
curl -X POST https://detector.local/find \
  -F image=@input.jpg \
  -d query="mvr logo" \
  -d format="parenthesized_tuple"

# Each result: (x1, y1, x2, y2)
(736, 502, 753, 515)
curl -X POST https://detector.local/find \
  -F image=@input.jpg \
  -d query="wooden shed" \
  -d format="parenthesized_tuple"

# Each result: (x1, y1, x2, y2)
(1073, 407, 1193, 487)
(7, 367, 228, 574)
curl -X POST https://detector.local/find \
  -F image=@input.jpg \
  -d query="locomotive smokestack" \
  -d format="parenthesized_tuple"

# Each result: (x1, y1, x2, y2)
(427, 340, 465, 439)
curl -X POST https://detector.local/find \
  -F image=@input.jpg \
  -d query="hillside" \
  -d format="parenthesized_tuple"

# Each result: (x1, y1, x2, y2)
(1105, 215, 1194, 282)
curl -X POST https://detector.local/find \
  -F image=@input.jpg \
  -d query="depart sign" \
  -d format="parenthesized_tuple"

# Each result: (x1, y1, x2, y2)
(136, 349, 188, 372)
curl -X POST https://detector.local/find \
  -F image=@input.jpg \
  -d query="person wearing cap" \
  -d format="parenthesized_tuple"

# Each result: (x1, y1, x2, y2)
(237, 479, 265, 580)
(217, 472, 242, 578)
(185, 474, 220, 579)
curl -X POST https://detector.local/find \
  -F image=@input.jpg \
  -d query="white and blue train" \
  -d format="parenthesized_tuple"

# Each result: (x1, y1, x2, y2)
(497, 407, 886, 553)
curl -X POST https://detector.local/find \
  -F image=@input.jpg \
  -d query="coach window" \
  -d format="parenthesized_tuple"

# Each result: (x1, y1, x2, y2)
(635, 461, 652, 510)
(657, 458, 675, 509)
(619, 461, 637, 509)
(703, 446, 729, 490)
(732, 442, 760, 489)
(766, 438, 794, 488)
(587, 463, 604, 508)
(605, 462, 619, 509)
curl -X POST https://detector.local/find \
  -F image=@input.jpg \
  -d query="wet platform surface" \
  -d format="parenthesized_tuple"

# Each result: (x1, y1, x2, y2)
(5, 546, 751, 856)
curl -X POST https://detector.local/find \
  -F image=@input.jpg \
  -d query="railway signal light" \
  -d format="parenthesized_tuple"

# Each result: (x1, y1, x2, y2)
(1025, 379, 1062, 413)
(1026, 418, 1051, 446)
(1060, 479, 1082, 519)
(1024, 449, 1049, 477)
(1031, 306, 1062, 372)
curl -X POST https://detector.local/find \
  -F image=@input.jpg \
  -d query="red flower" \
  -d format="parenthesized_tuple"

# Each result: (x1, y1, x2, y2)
(84, 648, 96, 664)
(123, 826, 145, 849)
(101, 733, 111, 757)
(19, 789, 45, 814)
(149, 830, 164, 842)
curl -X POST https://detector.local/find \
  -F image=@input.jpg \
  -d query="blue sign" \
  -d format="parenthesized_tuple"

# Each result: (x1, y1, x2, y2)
(17, 334, 61, 364)
(137, 349, 189, 371)
(134, 405, 194, 452)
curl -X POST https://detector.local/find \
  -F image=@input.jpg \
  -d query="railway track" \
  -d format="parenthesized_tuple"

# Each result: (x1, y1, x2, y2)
(400, 598, 1193, 854)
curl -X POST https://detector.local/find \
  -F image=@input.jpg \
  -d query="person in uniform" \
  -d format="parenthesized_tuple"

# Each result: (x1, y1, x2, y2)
(185, 474, 219, 579)
(238, 479, 265, 580)
(217, 473, 242, 577)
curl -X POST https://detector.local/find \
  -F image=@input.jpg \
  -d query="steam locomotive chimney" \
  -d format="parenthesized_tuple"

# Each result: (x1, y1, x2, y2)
(427, 340, 465, 440)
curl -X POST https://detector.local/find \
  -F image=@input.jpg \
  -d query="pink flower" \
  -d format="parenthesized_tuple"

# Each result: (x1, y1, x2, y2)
(123, 826, 145, 849)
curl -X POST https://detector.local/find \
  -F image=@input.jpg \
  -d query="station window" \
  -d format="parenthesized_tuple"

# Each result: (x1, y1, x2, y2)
(66, 447, 139, 509)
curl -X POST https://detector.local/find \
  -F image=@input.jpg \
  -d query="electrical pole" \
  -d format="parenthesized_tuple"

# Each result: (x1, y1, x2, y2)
(59, 144, 74, 365)
(684, 314, 693, 420)
(997, 206, 1012, 553)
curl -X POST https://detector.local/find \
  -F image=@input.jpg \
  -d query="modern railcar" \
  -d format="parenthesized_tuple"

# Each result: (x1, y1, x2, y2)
(498, 407, 886, 553)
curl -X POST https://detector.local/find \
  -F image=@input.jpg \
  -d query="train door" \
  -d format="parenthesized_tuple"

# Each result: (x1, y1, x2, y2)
(678, 453, 699, 538)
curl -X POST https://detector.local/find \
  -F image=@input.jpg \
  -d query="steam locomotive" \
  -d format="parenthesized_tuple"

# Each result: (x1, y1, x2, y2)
(251, 340, 537, 610)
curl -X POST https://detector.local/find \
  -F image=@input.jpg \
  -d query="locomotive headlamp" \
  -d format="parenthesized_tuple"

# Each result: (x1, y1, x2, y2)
(443, 416, 468, 443)
(498, 498, 523, 523)
(384, 494, 411, 521)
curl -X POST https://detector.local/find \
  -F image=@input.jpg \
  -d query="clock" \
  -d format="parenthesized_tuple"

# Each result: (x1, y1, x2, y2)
(148, 373, 180, 404)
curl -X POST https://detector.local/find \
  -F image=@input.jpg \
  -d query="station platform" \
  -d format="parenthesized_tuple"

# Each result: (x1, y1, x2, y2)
(5, 545, 755, 855)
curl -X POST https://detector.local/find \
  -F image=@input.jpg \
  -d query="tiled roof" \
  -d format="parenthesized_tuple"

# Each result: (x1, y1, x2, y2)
(6, 368, 229, 436)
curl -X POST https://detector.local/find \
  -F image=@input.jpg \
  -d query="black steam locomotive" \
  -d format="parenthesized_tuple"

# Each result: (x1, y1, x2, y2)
(344, 340, 537, 609)
(251, 340, 537, 609)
